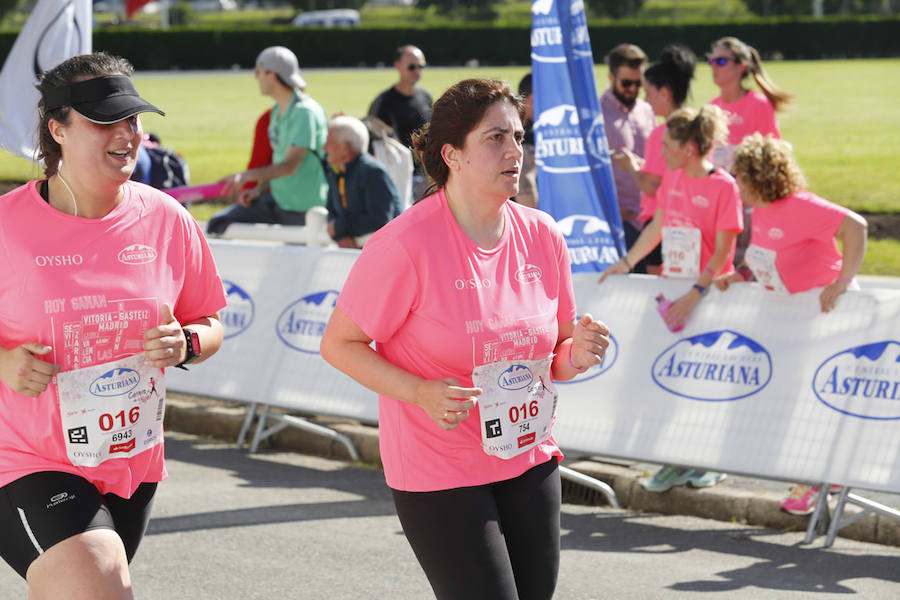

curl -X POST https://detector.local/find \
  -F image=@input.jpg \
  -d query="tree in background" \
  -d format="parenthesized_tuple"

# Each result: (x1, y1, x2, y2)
(585, 0, 645, 19)
(415, 0, 503, 20)
(745, 0, 897, 15)
(0, 0, 22, 25)
(288, 0, 367, 11)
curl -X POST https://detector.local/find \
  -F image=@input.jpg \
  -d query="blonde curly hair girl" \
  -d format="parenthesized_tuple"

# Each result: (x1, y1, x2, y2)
(732, 133, 806, 203)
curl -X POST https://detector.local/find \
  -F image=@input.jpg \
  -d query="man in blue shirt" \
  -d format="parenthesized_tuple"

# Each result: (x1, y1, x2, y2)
(324, 116, 402, 248)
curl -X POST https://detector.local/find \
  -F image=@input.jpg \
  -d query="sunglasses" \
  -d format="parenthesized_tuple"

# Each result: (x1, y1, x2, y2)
(707, 56, 737, 67)
(407, 63, 426, 71)
(619, 78, 641, 89)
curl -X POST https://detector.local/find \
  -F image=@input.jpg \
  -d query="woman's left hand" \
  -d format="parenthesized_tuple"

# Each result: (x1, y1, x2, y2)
(665, 289, 702, 330)
(570, 313, 611, 370)
(820, 278, 849, 313)
(143, 304, 186, 368)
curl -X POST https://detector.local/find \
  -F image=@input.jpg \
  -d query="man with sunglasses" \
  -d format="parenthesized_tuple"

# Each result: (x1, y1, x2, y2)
(368, 45, 433, 197)
(600, 43, 656, 271)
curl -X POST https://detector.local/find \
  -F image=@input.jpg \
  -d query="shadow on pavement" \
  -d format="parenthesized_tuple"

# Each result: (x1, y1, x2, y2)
(561, 511, 900, 594)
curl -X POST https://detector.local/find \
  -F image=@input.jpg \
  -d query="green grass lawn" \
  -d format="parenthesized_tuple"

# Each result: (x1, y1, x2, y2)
(1, 59, 897, 274)
(2, 58, 896, 211)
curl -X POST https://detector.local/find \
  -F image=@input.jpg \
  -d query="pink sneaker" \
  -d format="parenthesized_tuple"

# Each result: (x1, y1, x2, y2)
(779, 484, 820, 515)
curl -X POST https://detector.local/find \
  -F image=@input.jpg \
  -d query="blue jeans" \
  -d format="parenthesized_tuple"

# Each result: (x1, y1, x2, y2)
(206, 193, 306, 235)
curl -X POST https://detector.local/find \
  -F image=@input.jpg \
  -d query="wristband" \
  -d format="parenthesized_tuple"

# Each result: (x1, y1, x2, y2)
(838, 275, 853, 285)
(692, 283, 708, 296)
(568, 345, 588, 372)
(621, 256, 633, 272)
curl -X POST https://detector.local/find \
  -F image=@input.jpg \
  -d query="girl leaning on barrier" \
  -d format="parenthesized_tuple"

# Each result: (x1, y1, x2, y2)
(600, 104, 742, 493)
(0, 52, 226, 599)
(321, 78, 610, 600)
(717, 133, 867, 515)
(613, 43, 698, 275)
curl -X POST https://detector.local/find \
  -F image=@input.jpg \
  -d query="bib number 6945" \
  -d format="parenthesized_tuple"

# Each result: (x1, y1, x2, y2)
(99, 406, 140, 431)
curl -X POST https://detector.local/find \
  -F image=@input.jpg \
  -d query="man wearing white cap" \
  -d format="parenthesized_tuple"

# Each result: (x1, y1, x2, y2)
(208, 46, 328, 235)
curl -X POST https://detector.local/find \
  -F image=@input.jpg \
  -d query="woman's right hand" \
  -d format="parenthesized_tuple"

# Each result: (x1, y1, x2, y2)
(0, 343, 61, 397)
(414, 378, 481, 431)
(598, 261, 629, 284)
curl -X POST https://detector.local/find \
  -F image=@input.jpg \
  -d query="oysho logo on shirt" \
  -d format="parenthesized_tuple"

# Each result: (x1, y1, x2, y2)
(812, 340, 900, 420)
(34, 254, 83, 267)
(691, 195, 710, 208)
(498, 364, 534, 390)
(768, 228, 785, 240)
(454, 278, 492, 290)
(515, 264, 543, 284)
(118, 244, 158, 265)
(90, 368, 141, 397)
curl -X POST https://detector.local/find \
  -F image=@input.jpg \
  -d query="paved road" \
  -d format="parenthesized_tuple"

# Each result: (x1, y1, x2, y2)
(1, 432, 897, 599)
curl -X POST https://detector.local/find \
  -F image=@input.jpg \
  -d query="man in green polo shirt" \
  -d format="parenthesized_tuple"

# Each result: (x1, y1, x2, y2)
(208, 46, 328, 235)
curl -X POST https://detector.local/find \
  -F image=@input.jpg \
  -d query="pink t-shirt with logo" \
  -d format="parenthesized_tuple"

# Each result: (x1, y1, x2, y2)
(710, 90, 780, 146)
(337, 190, 574, 492)
(0, 181, 226, 498)
(659, 168, 743, 274)
(638, 123, 666, 225)
(750, 190, 849, 293)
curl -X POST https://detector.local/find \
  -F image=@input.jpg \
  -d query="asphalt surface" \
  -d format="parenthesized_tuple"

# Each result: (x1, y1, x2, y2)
(1, 431, 897, 599)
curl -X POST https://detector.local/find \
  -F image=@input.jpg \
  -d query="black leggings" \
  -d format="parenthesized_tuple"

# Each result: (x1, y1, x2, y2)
(392, 459, 561, 600)
(0, 471, 157, 579)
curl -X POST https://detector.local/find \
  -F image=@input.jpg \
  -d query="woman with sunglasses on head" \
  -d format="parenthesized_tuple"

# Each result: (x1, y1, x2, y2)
(0, 52, 226, 599)
(322, 78, 610, 600)
(717, 133, 867, 514)
(600, 104, 742, 492)
(612, 44, 697, 275)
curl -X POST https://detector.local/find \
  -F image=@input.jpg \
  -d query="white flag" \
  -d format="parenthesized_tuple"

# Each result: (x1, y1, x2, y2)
(0, 0, 91, 161)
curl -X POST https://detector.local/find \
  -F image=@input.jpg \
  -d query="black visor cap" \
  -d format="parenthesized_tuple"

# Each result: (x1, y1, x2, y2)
(43, 75, 165, 124)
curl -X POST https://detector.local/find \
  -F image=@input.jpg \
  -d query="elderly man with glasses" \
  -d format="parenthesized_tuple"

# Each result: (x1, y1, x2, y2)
(600, 43, 657, 271)
(368, 45, 433, 198)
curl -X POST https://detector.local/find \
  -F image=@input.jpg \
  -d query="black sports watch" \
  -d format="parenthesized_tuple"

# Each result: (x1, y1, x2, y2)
(175, 328, 201, 370)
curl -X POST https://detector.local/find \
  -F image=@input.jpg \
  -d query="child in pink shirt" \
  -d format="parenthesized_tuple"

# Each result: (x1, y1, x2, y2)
(602, 104, 740, 493)
(721, 133, 867, 515)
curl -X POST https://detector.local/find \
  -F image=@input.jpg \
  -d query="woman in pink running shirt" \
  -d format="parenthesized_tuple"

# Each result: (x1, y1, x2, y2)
(0, 53, 226, 598)
(321, 79, 610, 600)
(613, 43, 697, 274)
(717, 133, 867, 516)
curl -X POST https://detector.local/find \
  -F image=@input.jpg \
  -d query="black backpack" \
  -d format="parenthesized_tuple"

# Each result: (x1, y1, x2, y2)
(144, 144, 190, 189)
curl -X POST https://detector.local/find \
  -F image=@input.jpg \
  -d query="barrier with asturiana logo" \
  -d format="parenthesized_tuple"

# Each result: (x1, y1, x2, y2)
(168, 241, 900, 493)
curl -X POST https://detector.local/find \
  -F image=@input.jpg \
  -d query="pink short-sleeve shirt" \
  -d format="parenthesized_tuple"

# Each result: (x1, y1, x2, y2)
(749, 190, 848, 293)
(710, 90, 780, 145)
(337, 190, 575, 492)
(658, 168, 743, 275)
(0, 181, 227, 498)
(638, 123, 666, 225)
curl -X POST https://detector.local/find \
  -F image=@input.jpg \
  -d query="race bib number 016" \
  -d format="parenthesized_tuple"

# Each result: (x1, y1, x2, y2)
(57, 353, 165, 468)
(473, 356, 557, 460)
(662, 226, 702, 279)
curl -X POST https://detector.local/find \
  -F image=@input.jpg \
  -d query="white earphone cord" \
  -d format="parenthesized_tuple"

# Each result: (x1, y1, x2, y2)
(57, 169, 78, 217)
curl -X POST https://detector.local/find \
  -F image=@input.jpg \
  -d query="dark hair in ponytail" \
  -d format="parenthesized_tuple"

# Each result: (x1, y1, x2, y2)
(643, 44, 696, 108)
